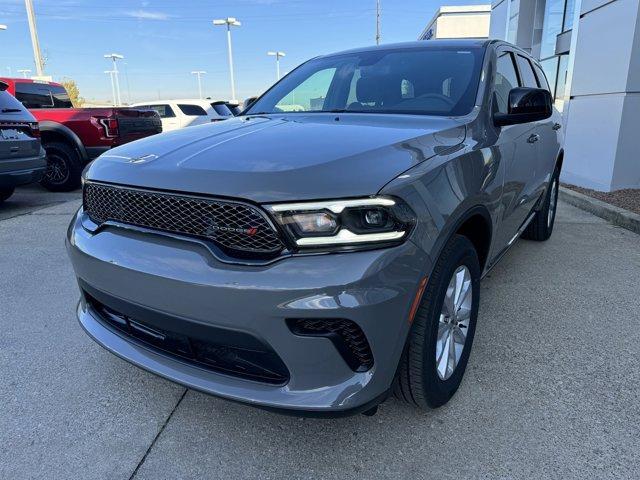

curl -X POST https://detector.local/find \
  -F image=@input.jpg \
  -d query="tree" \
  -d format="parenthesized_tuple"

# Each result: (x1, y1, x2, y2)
(60, 78, 84, 107)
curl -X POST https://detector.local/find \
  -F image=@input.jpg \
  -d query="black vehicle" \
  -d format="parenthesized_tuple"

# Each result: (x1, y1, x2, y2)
(0, 81, 46, 203)
(225, 102, 242, 116)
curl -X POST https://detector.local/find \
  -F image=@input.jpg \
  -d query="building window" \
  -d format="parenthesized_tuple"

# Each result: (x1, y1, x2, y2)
(540, 0, 564, 59)
(563, 0, 576, 31)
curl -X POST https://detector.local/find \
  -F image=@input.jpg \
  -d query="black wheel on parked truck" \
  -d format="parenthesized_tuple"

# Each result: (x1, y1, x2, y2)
(0, 187, 15, 203)
(395, 234, 480, 409)
(521, 167, 560, 241)
(41, 141, 83, 192)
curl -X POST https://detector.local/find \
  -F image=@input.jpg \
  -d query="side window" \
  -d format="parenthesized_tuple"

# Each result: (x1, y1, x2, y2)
(532, 63, 551, 92)
(146, 104, 175, 118)
(516, 55, 538, 88)
(178, 104, 208, 116)
(494, 52, 520, 114)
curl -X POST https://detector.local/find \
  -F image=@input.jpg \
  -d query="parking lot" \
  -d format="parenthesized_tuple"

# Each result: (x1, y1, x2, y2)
(1, 186, 639, 480)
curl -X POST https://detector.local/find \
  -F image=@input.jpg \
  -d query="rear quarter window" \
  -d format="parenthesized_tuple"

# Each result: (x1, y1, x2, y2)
(515, 55, 539, 88)
(14, 82, 72, 108)
(178, 104, 208, 116)
(142, 104, 175, 118)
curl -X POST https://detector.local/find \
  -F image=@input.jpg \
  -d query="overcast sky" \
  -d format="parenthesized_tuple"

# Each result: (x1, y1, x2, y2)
(1, 0, 486, 103)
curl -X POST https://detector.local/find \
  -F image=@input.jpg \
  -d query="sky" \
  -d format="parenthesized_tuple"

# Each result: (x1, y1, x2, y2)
(0, 0, 486, 104)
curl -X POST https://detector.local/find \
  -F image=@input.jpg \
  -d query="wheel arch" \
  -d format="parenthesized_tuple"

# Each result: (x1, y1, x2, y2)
(39, 121, 89, 163)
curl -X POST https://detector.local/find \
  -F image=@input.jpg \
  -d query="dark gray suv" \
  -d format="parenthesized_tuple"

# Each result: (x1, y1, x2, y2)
(66, 40, 563, 416)
(0, 81, 46, 203)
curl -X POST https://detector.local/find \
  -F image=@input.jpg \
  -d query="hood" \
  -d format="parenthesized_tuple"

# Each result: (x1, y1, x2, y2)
(85, 113, 466, 203)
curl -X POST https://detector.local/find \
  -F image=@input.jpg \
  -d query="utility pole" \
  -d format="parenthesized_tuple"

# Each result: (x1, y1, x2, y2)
(213, 17, 241, 103)
(191, 71, 206, 99)
(17, 69, 31, 78)
(376, 0, 381, 45)
(267, 51, 285, 80)
(24, 0, 45, 76)
(104, 53, 123, 106)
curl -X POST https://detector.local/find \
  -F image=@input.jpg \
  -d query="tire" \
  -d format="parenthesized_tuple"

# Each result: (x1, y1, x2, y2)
(521, 168, 560, 241)
(395, 234, 480, 409)
(40, 141, 83, 192)
(0, 187, 15, 203)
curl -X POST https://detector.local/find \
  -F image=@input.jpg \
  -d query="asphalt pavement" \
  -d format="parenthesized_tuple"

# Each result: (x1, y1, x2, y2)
(1, 187, 638, 480)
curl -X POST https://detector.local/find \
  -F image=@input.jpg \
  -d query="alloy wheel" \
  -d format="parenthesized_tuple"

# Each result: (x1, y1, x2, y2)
(44, 153, 70, 185)
(436, 265, 472, 380)
(547, 178, 558, 228)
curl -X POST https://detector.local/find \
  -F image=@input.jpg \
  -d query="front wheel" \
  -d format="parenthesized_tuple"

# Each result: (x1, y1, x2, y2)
(395, 234, 480, 409)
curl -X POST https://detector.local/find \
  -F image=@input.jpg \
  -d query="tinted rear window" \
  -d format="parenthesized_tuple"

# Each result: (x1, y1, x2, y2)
(178, 104, 208, 116)
(211, 103, 232, 116)
(15, 82, 73, 108)
(0, 90, 28, 112)
(139, 104, 175, 118)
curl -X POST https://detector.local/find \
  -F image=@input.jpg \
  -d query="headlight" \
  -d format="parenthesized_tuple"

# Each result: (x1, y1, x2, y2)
(266, 197, 415, 249)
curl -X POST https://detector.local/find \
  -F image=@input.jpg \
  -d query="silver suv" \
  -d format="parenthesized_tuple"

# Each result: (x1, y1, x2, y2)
(66, 40, 563, 416)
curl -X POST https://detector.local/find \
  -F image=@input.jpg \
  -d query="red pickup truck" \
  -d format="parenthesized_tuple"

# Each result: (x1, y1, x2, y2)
(0, 78, 162, 191)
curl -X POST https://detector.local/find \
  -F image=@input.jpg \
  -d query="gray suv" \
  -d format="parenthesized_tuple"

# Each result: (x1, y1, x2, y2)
(0, 81, 46, 203)
(66, 40, 563, 416)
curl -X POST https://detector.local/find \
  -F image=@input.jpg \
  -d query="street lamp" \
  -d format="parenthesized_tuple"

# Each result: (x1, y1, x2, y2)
(267, 51, 286, 80)
(104, 53, 124, 106)
(0, 25, 7, 30)
(213, 17, 241, 103)
(17, 69, 31, 78)
(191, 71, 206, 99)
(104, 70, 116, 106)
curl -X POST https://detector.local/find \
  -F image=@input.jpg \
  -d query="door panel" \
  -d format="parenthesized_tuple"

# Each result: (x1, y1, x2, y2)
(493, 50, 541, 250)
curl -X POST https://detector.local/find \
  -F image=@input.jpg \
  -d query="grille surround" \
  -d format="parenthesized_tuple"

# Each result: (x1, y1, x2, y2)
(83, 181, 284, 257)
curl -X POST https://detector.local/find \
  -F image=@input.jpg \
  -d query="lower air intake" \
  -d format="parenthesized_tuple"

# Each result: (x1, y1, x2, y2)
(287, 318, 374, 372)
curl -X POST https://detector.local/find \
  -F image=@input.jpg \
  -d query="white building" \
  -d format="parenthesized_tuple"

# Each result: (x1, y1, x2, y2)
(418, 5, 491, 40)
(490, 0, 640, 191)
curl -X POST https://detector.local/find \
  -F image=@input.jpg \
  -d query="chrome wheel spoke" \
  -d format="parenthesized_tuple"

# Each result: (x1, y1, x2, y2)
(435, 264, 473, 381)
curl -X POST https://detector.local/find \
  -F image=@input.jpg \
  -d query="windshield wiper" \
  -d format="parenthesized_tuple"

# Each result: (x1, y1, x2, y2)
(1, 108, 22, 113)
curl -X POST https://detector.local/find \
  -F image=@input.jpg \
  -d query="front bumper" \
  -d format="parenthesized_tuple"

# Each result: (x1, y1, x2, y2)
(66, 208, 429, 414)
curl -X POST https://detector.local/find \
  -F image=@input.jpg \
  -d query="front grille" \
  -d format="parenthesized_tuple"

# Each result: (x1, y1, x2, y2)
(85, 288, 290, 385)
(288, 318, 374, 372)
(83, 182, 283, 257)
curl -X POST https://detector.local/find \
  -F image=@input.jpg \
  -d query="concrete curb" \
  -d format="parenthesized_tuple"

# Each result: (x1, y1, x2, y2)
(559, 186, 640, 234)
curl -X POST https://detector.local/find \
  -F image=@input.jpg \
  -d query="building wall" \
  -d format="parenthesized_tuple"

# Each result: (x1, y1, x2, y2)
(562, 0, 640, 190)
(435, 13, 491, 38)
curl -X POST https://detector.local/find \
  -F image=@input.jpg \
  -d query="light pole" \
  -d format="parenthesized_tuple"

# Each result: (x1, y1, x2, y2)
(104, 70, 116, 106)
(17, 69, 31, 78)
(376, 0, 381, 45)
(0, 25, 7, 30)
(213, 17, 241, 103)
(267, 51, 285, 80)
(191, 71, 206, 99)
(104, 53, 124, 106)
(25, 0, 45, 76)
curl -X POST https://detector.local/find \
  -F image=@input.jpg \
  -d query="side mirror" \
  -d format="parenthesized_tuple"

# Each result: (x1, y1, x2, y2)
(494, 87, 552, 126)
(244, 97, 257, 109)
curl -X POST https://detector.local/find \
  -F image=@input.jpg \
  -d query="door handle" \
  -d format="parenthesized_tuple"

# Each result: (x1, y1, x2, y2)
(527, 134, 540, 144)
(552, 123, 562, 130)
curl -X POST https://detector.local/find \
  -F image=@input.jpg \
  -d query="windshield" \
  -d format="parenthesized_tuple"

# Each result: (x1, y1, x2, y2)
(246, 46, 484, 117)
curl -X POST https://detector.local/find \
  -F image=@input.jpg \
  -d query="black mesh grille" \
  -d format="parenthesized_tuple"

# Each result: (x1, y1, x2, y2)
(288, 319, 374, 372)
(83, 182, 283, 256)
